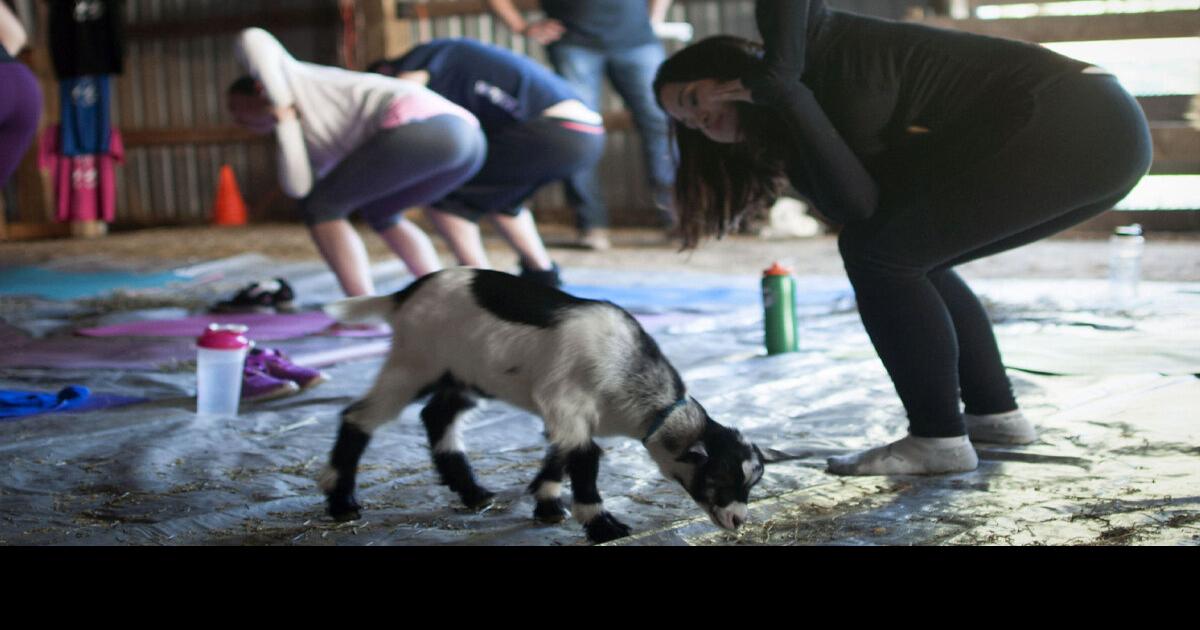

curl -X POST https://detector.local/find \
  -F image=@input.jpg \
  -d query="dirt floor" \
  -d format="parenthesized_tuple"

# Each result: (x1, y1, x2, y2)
(2, 221, 1200, 281)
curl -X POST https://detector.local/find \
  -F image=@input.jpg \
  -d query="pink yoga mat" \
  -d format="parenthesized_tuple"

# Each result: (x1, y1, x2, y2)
(78, 312, 337, 341)
(3, 321, 391, 370)
(0, 324, 197, 369)
(77, 312, 394, 341)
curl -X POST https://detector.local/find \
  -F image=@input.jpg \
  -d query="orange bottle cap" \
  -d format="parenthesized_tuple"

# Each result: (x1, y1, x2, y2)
(763, 261, 793, 277)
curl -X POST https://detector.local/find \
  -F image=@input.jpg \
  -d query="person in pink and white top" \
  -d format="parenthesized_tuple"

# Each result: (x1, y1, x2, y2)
(228, 28, 486, 297)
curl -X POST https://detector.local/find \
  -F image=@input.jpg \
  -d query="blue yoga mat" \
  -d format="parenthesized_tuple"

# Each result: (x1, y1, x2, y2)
(562, 282, 849, 313)
(0, 266, 187, 300)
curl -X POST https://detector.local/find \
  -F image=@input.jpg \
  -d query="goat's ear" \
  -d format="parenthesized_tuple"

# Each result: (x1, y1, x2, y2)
(675, 440, 708, 466)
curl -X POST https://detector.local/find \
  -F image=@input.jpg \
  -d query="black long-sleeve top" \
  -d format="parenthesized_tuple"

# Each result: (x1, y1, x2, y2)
(745, 0, 1088, 222)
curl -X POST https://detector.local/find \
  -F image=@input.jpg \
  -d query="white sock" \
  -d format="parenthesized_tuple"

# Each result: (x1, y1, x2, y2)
(965, 409, 1037, 445)
(827, 434, 978, 476)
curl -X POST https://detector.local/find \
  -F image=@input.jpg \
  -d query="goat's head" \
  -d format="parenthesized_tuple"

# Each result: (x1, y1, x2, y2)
(653, 407, 765, 531)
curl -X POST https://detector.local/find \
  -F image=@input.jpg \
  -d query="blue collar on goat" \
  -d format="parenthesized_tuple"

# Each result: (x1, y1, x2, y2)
(643, 397, 689, 443)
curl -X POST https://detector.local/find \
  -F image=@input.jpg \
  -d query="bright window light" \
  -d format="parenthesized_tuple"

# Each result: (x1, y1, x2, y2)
(1115, 176, 1200, 211)
(976, 0, 1200, 20)
(1041, 38, 1200, 95)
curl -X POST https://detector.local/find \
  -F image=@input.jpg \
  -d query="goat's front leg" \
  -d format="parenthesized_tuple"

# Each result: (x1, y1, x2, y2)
(566, 441, 631, 544)
(528, 445, 568, 523)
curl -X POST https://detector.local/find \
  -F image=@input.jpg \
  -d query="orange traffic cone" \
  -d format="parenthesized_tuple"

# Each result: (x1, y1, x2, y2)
(213, 164, 248, 226)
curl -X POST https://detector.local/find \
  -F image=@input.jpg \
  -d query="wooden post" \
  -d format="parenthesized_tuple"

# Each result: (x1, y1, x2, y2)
(361, 0, 415, 64)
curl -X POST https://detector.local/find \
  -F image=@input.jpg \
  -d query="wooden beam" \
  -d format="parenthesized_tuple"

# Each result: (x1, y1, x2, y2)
(394, 0, 555, 19)
(393, 0, 727, 19)
(961, 0, 1107, 6)
(361, 0, 415, 61)
(125, 7, 340, 41)
(1138, 95, 1196, 123)
(1150, 124, 1200, 174)
(1070, 209, 1200, 233)
(122, 127, 271, 148)
(0, 221, 71, 241)
(919, 10, 1200, 42)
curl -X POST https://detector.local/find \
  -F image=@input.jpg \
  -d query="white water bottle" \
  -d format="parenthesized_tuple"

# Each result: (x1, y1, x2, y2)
(1108, 223, 1144, 308)
(196, 324, 250, 416)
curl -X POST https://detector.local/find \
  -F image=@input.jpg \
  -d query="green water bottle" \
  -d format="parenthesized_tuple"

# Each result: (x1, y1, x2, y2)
(762, 262, 798, 355)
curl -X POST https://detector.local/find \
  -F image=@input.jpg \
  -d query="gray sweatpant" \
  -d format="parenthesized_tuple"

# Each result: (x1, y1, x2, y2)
(301, 114, 487, 231)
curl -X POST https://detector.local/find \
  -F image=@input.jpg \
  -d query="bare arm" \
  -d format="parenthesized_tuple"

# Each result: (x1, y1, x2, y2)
(745, 0, 878, 222)
(235, 28, 297, 109)
(396, 70, 430, 86)
(484, 0, 528, 34)
(234, 28, 313, 198)
(648, 0, 673, 24)
(484, 0, 564, 44)
(0, 1, 28, 57)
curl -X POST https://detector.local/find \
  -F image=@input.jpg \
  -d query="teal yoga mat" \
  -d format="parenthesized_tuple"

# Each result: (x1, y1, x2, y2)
(0, 266, 187, 300)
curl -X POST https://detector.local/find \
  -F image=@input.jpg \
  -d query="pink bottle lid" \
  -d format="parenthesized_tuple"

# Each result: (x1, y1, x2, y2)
(197, 323, 250, 350)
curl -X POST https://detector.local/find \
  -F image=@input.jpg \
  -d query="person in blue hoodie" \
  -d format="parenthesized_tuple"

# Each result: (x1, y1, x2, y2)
(486, 0, 677, 250)
(370, 38, 608, 286)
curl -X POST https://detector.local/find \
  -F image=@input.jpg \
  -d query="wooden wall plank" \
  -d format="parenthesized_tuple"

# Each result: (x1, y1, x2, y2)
(1151, 125, 1200, 170)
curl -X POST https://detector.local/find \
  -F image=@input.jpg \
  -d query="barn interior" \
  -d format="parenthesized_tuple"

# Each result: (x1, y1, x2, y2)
(1, 0, 1198, 546)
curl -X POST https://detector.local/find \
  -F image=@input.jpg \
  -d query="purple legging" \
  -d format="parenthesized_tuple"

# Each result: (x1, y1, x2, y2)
(0, 62, 42, 187)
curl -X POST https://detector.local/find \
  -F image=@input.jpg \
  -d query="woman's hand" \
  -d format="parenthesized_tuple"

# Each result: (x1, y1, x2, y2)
(522, 19, 566, 45)
(708, 79, 753, 104)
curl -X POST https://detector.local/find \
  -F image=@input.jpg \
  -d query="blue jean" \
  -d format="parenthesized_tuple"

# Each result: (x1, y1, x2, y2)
(434, 116, 606, 220)
(548, 41, 675, 230)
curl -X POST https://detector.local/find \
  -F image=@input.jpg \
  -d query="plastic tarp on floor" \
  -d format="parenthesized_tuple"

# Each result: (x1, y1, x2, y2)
(0, 261, 1197, 546)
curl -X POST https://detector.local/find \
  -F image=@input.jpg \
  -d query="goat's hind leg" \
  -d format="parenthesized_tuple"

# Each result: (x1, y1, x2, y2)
(320, 364, 422, 522)
(421, 382, 495, 510)
(528, 445, 568, 523)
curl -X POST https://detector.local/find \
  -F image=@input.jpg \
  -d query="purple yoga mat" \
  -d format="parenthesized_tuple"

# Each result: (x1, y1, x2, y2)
(0, 322, 197, 369)
(2, 322, 391, 370)
(77, 312, 338, 341)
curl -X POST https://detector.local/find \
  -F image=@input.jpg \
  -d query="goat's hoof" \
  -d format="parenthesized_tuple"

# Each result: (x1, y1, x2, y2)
(533, 499, 568, 524)
(584, 512, 632, 544)
(461, 488, 496, 511)
(327, 495, 362, 522)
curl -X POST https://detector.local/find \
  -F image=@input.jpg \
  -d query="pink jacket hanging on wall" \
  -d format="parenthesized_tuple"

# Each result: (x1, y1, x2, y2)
(38, 124, 124, 223)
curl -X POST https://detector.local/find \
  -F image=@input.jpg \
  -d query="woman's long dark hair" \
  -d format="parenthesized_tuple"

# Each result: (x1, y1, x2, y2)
(654, 35, 788, 249)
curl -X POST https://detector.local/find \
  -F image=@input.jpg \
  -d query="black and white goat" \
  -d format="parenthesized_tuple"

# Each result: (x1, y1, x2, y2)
(319, 268, 764, 543)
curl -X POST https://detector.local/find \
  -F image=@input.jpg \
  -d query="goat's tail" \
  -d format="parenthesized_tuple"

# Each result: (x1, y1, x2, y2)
(323, 294, 394, 323)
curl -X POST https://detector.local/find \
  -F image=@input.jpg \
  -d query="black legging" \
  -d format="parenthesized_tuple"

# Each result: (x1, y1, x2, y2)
(433, 116, 606, 220)
(836, 71, 1152, 438)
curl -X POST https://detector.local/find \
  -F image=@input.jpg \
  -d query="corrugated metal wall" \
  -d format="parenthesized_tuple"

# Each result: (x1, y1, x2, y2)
(109, 0, 915, 227)
(114, 0, 338, 226)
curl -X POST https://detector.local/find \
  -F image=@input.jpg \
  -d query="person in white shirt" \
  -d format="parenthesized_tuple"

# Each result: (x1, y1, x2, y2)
(228, 28, 486, 297)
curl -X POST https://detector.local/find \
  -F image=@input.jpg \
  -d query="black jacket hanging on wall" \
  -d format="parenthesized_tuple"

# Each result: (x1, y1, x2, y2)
(48, 0, 124, 78)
